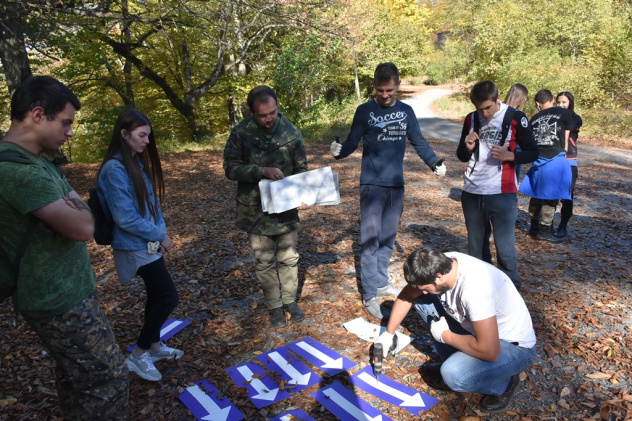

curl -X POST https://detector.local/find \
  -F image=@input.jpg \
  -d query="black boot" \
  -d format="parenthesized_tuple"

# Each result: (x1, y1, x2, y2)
(269, 307, 287, 328)
(556, 217, 570, 238)
(528, 218, 539, 238)
(535, 224, 563, 243)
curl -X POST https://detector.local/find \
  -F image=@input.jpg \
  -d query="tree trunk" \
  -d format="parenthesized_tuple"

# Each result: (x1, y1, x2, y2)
(0, 2, 32, 96)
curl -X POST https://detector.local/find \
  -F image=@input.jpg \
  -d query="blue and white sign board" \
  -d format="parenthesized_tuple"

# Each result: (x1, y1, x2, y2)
(225, 362, 291, 408)
(178, 380, 244, 421)
(286, 337, 356, 376)
(312, 381, 392, 421)
(350, 366, 440, 415)
(257, 346, 322, 393)
(126, 318, 191, 351)
(271, 408, 316, 421)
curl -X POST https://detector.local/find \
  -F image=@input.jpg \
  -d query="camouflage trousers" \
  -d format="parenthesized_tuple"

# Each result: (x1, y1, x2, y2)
(23, 293, 129, 420)
(528, 198, 559, 226)
(248, 230, 299, 309)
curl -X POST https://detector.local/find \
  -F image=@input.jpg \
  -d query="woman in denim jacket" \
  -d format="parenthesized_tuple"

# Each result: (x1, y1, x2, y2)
(97, 109, 181, 382)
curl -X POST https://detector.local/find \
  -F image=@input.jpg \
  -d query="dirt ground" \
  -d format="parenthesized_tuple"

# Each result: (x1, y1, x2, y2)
(1, 97, 631, 420)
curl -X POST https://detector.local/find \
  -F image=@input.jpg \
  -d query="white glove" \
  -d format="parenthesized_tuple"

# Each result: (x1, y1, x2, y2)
(374, 331, 395, 358)
(434, 163, 447, 177)
(430, 316, 449, 343)
(330, 141, 342, 157)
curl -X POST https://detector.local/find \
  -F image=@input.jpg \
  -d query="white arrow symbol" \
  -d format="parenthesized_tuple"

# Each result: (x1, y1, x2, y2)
(236, 365, 279, 401)
(160, 320, 181, 337)
(268, 352, 311, 386)
(295, 341, 343, 369)
(186, 385, 231, 421)
(322, 387, 383, 421)
(279, 416, 292, 421)
(357, 372, 425, 407)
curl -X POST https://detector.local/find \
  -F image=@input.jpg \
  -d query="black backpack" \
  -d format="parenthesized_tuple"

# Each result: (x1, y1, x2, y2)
(0, 150, 43, 306)
(87, 187, 115, 245)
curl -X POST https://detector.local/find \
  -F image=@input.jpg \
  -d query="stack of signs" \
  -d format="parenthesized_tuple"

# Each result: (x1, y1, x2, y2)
(179, 336, 440, 420)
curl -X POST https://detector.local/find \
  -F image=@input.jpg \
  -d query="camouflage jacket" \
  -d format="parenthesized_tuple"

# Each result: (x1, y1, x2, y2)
(223, 114, 308, 235)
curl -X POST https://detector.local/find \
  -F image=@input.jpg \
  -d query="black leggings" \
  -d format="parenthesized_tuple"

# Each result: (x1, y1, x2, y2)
(135, 256, 179, 350)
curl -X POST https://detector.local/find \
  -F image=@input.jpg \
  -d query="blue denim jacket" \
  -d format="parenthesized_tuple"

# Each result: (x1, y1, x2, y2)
(97, 153, 166, 250)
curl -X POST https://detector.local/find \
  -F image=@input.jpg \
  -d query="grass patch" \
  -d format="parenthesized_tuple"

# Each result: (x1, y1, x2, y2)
(432, 91, 471, 122)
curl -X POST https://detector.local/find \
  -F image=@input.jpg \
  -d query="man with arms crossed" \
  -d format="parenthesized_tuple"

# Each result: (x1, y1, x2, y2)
(331, 62, 446, 319)
(0, 76, 128, 419)
(375, 246, 536, 414)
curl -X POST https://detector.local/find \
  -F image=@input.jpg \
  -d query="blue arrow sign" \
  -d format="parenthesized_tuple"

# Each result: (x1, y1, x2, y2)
(126, 318, 191, 351)
(350, 366, 440, 415)
(286, 337, 356, 376)
(271, 408, 316, 421)
(312, 381, 391, 421)
(225, 362, 291, 408)
(258, 346, 321, 393)
(178, 379, 244, 421)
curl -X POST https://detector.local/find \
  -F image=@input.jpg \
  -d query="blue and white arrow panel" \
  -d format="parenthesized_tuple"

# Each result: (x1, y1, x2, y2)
(312, 381, 392, 421)
(350, 366, 440, 415)
(225, 362, 291, 408)
(257, 346, 321, 393)
(126, 318, 191, 351)
(271, 408, 316, 421)
(178, 380, 244, 421)
(286, 337, 356, 376)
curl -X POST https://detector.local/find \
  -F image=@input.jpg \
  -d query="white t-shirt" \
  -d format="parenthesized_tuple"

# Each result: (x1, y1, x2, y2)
(439, 252, 536, 348)
(462, 102, 518, 195)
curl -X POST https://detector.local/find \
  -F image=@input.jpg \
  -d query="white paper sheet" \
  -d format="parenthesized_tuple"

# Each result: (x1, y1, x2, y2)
(343, 317, 412, 354)
(259, 166, 340, 214)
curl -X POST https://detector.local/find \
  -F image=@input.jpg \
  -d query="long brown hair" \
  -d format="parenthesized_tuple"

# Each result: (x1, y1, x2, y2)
(98, 109, 164, 217)
(504, 83, 528, 111)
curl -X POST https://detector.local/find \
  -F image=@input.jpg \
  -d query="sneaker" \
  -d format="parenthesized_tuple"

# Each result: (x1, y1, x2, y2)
(269, 307, 287, 328)
(480, 375, 520, 413)
(149, 342, 184, 362)
(376, 283, 400, 297)
(284, 302, 304, 322)
(127, 350, 162, 381)
(363, 298, 390, 319)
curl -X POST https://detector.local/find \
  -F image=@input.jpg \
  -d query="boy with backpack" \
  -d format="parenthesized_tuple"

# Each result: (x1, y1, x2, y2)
(456, 81, 538, 292)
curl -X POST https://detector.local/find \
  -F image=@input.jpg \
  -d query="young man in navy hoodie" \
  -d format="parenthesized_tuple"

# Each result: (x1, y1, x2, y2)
(330, 62, 446, 319)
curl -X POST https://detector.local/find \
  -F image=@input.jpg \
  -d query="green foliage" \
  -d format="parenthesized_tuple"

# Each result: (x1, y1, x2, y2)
(300, 95, 360, 143)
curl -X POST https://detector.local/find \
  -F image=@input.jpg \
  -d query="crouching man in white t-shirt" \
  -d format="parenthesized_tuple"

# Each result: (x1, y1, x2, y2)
(375, 246, 536, 414)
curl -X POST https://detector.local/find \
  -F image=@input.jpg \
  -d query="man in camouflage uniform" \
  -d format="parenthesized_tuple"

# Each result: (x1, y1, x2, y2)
(0, 76, 129, 419)
(224, 85, 308, 328)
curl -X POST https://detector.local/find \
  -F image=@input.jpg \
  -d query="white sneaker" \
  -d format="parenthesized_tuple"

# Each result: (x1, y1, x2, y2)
(149, 342, 184, 362)
(127, 351, 162, 381)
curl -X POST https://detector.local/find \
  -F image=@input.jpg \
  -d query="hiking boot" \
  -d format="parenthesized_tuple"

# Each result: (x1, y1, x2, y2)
(376, 283, 400, 297)
(284, 302, 304, 322)
(535, 224, 563, 243)
(127, 350, 162, 381)
(480, 375, 520, 413)
(528, 218, 539, 237)
(269, 307, 287, 328)
(149, 342, 184, 362)
(363, 298, 390, 320)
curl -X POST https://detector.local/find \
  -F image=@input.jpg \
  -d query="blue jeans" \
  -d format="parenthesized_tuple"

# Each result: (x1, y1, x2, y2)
(360, 185, 404, 301)
(461, 191, 520, 290)
(414, 294, 536, 395)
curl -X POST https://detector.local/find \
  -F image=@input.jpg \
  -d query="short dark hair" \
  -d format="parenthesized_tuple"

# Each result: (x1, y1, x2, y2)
(403, 246, 453, 286)
(374, 62, 399, 84)
(470, 81, 499, 105)
(534, 89, 553, 104)
(10, 76, 81, 122)
(556, 91, 575, 113)
(247, 85, 278, 111)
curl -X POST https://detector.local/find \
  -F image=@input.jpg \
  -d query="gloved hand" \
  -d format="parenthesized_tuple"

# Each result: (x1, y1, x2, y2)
(430, 316, 449, 343)
(330, 140, 342, 157)
(433, 162, 447, 177)
(374, 331, 395, 358)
